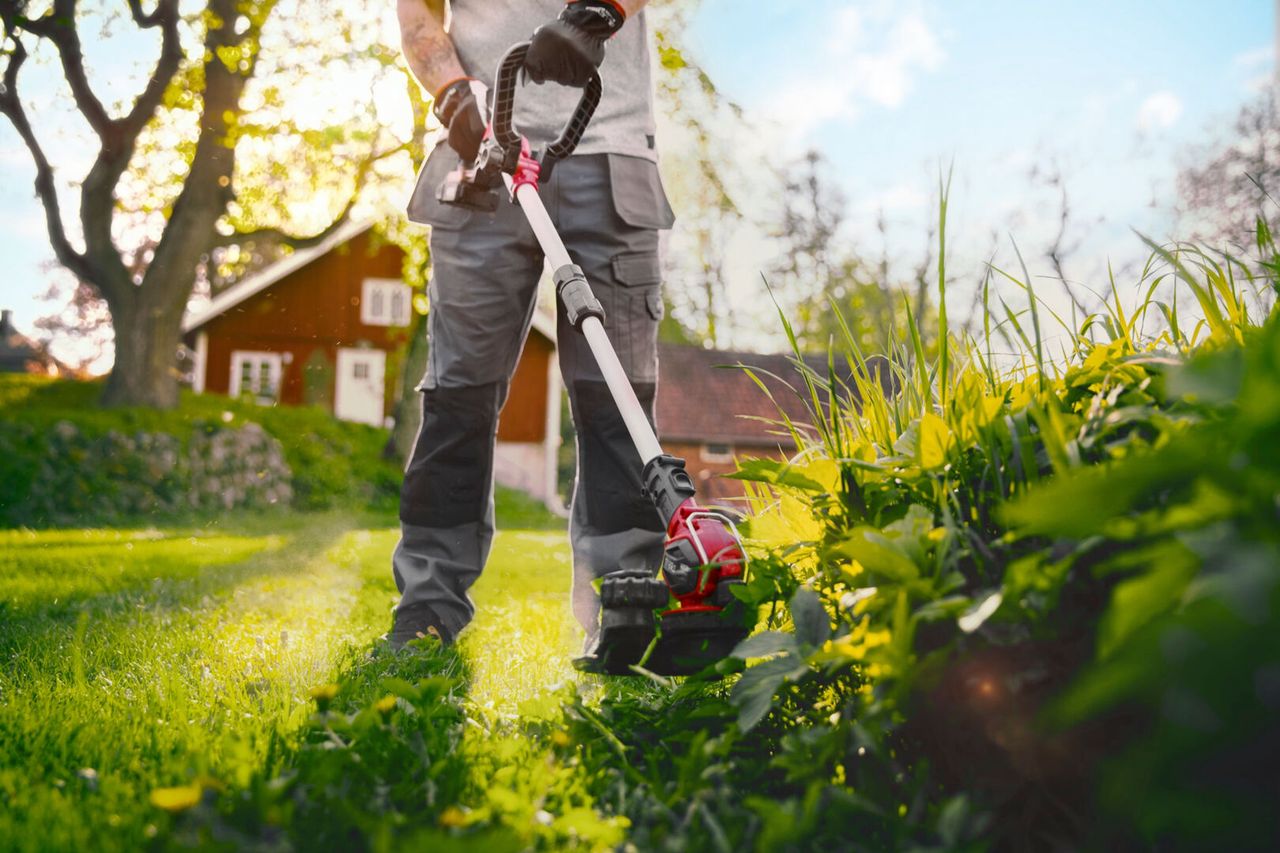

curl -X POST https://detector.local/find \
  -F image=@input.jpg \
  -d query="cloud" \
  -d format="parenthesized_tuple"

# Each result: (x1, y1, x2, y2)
(1233, 45, 1273, 70)
(1232, 45, 1275, 93)
(765, 3, 945, 141)
(1135, 91, 1182, 133)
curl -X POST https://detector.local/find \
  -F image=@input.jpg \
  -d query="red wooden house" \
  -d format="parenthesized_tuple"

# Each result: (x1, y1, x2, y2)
(181, 221, 562, 506)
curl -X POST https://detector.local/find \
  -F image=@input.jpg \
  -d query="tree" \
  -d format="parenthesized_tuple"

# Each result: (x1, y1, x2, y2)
(1178, 87, 1280, 251)
(767, 150, 902, 356)
(649, 0, 746, 349)
(0, 0, 413, 407)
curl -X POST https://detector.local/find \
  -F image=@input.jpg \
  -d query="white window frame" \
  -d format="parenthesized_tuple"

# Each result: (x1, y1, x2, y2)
(229, 350, 283, 402)
(700, 442, 735, 464)
(361, 278, 412, 327)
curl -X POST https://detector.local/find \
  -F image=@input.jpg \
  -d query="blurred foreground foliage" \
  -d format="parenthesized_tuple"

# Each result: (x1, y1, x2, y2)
(723, 227, 1280, 848)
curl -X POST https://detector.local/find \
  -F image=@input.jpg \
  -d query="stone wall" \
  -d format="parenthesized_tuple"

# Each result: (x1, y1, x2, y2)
(1, 420, 293, 526)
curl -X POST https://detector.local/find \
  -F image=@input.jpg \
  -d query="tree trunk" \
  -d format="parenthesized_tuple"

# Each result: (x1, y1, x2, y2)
(383, 312, 430, 463)
(101, 300, 185, 409)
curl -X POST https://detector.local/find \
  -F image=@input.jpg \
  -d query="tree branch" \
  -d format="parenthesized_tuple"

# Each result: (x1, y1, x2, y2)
(144, 0, 277, 316)
(0, 30, 96, 287)
(23, 1, 114, 139)
(126, 0, 167, 27)
(73, 0, 182, 306)
(119, 0, 181, 139)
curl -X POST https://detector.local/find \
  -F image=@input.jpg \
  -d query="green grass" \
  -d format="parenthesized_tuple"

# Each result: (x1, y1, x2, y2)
(0, 514, 582, 851)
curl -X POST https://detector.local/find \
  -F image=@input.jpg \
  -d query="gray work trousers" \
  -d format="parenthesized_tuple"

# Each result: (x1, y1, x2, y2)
(392, 148, 676, 642)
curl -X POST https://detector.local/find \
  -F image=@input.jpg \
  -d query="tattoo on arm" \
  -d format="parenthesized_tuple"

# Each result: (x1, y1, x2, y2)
(397, 0, 466, 96)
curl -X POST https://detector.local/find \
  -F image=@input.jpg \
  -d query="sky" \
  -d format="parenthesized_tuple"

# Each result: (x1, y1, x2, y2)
(0, 0, 1273, 363)
(677, 0, 1275, 345)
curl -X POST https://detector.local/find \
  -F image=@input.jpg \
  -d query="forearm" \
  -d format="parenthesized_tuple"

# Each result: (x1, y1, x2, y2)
(397, 0, 467, 97)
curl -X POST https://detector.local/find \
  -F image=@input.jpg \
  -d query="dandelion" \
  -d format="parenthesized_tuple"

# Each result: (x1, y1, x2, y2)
(310, 683, 339, 712)
(439, 805, 469, 828)
(550, 730, 571, 748)
(150, 784, 202, 813)
(373, 694, 397, 716)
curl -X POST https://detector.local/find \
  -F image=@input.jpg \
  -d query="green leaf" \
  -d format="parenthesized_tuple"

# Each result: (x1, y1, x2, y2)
(918, 411, 952, 469)
(936, 795, 970, 847)
(732, 631, 801, 660)
(377, 677, 420, 702)
(1167, 344, 1245, 405)
(726, 458, 827, 492)
(789, 587, 831, 647)
(1098, 544, 1198, 659)
(730, 655, 810, 732)
(836, 529, 920, 583)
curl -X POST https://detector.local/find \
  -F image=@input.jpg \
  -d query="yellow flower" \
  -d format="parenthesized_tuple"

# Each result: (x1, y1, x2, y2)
(439, 805, 469, 828)
(310, 683, 340, 712)
(373, 695, 397, 715)
(550, 730, 572, 748)
(150, 784, 201, 813)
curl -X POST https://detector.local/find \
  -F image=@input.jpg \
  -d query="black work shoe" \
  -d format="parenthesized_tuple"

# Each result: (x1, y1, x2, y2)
(388, 602, 449, 650)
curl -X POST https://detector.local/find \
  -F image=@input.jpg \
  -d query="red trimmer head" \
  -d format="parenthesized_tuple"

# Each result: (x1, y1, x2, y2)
(575, 455, 751, 676)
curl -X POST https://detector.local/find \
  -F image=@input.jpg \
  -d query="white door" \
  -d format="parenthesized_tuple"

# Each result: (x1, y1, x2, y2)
(335, 349, 386, 426)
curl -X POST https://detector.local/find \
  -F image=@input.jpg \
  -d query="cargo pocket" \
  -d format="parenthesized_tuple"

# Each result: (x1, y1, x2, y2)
(611, 250, 662, 381)
(607, 154, 676, 230)
(406, 146, 476, 231)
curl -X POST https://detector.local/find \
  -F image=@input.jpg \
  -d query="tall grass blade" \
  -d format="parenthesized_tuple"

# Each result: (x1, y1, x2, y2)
(1009, 236, 1045, 392)
(1138, 233, 1232, 343)
(937, 162, 953, 406)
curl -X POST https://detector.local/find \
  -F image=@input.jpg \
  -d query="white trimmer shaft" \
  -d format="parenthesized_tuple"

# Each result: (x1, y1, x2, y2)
(506, 174, 664, 466)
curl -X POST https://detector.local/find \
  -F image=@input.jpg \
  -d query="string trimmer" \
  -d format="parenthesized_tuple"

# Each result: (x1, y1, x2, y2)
(437, 43, 751, 676)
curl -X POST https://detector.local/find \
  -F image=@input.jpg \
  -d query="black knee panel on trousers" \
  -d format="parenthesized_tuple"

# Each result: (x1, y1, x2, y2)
(572, 380, 666, 535)
(400, 384, 500, 528)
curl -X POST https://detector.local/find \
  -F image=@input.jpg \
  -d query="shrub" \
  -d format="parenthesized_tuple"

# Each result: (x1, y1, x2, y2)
(726, 231, 1279, 848)
(0, 376, 400, 526)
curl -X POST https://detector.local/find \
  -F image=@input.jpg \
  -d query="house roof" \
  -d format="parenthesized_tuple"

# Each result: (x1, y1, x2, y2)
(655, 342, 890, 448)
(181, 221, 556, 343)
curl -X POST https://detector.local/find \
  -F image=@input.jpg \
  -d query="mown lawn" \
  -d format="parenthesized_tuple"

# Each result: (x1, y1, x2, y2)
(0, 513, 582, 851)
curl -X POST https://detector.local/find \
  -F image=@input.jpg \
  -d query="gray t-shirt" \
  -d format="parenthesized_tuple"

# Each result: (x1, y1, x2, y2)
(447, 0, 658, 162)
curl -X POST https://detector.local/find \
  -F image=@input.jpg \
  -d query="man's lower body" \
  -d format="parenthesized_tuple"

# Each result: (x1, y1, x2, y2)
(391, 152, 672, 648)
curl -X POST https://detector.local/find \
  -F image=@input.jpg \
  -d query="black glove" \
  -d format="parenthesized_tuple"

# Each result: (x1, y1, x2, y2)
(524, 0, 625, 87)
(433, 77, 489, 164)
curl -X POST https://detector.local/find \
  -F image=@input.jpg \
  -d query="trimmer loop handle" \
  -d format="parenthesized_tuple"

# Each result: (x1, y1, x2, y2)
(491, 41, 603, 164)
